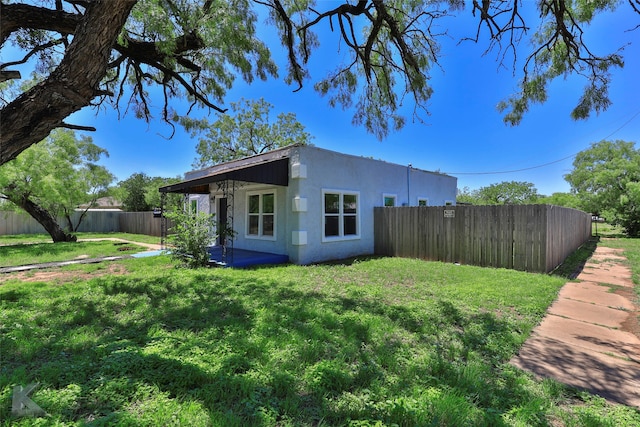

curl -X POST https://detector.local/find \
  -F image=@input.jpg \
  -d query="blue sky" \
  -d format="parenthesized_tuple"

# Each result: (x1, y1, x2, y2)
(62, 4, 640, 196)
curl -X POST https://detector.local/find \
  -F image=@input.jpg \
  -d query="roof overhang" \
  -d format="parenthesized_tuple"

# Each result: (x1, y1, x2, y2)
(159, 156, 290, 194)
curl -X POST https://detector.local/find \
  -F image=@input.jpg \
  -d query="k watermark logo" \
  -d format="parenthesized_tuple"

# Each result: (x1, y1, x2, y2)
(12, 383, 46, 418)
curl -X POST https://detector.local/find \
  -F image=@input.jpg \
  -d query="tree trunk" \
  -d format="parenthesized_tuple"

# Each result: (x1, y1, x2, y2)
(0, 0, 137, 166)
(11, 196, 77, 243)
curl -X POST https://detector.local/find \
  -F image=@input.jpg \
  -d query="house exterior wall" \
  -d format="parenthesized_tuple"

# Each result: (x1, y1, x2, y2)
(286, 146, 457, 264)
(205, 183, 289, 254)
(187, 145, 457, 265)
(188, 194, 211, 214)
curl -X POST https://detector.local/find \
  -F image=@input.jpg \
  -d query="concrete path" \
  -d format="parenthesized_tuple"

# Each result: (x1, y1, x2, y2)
(0, 238, 164, 274)
(510, 245, 640, 408)
(0, 255, 133, 274)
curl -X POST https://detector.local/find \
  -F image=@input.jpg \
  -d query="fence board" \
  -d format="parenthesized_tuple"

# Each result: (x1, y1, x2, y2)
(0, 211, 170, 237)
(374, 205, 592, 273)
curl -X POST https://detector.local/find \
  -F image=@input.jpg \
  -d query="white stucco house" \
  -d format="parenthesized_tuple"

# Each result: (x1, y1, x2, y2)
(160, 144, 457, 266)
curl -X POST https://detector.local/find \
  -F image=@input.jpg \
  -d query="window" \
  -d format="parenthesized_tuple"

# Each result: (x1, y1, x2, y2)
(189, 198, 198, 215)
(247, 191, 275, 239)
(445, 200, 454, 206)
(383, 194, 397, 207)
(323, 190, 359, 241)
(418, 198, 428, 206)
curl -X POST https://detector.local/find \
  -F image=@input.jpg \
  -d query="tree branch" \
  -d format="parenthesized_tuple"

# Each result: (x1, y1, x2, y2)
(269, 0, 305, 90)
(0, 2, 81, 46)
(0, 0, 137, 166)
(112, 31, 227, 115)
(0, 71, 21, 83)
(1, 39, 66, 71)
(113, 32, 205, 65)
(59, 122, 97, 132)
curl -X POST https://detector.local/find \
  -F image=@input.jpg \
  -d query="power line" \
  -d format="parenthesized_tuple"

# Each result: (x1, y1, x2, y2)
(450, 153, 575, 175)
(600, 108, 640, 140)
(445, 108, 640, 176)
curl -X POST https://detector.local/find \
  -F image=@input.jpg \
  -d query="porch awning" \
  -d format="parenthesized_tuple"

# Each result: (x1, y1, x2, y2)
(159, 156, 290, 194)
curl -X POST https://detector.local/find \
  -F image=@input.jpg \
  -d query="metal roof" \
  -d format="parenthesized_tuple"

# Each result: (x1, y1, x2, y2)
(159, 148, 293, 194)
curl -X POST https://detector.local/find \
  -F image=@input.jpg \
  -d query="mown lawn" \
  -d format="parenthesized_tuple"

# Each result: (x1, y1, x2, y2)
(0, 240, 151, 269)
(0, 232, 162, 246)
(0, 232, 161, 268)
(1, 245, 639, 425)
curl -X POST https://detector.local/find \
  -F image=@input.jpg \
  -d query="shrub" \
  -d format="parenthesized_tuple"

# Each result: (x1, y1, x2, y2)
(165, 209, 215, 268)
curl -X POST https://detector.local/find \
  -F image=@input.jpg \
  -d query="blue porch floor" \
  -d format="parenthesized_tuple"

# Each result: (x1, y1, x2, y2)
(207, 246, 289, 268)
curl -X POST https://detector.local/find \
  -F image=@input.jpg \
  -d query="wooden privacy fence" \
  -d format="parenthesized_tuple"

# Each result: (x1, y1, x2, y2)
(0, 211, 169, 237)
(374, 205, 592, 273)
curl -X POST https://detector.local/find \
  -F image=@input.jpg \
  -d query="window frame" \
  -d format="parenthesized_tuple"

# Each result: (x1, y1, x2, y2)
(246, 190, 277, 241)
(383, 193, 397, 207)
(322, 189, 360, 242)
(417, 197, 429, 207)
(188, 197, 199, 215)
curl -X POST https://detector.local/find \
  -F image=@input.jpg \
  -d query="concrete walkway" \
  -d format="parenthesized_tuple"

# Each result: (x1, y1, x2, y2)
(0, 238, 164, 274)
(510, 245, 640, 408)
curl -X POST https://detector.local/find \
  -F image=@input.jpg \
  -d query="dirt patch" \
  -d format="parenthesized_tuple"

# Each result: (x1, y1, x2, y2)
(0, 263, 128, 284)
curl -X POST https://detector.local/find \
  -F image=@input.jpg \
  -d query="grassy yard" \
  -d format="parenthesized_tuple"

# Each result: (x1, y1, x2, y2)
(0, 232, 162, 269)
(1, 240, 639, 425)
(0, 239, 153, 269)
(0, 232, 162, 246)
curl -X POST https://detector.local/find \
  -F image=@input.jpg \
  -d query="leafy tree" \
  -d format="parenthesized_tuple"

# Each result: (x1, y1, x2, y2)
(1, 1, 637, 166)
(145, 175, 184, 210)
(183, 97, 313, 168)
(0, 129, 115, 242)
(120, 173, 151, 212)
(565, 140, 640, 236)
(117, 173, 184, 211)
(473, 181, 540, 205)
(537, 192, 581, 209)
(456, 186, 479, 204)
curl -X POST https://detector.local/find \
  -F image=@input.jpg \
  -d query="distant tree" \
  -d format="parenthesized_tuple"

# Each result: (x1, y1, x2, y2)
(182, 98, 313, 168)
(0, 129, 114, 242)
(120, 173, 151, 212)
(565, 140, 640, 236)
(117, 173, 184, 211)
(537, 192, 581, 209)
(145, 176, 184, 210)
(475, 181, 540, 205)
(2, 1, 637, 166)
(456, 186, 479, 205)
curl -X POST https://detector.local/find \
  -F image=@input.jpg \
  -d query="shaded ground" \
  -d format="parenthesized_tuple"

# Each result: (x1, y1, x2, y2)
(511, 246, 640, 408)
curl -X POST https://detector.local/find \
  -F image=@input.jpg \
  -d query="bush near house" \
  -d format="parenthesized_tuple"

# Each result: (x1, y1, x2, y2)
(165, 210, 215, 268)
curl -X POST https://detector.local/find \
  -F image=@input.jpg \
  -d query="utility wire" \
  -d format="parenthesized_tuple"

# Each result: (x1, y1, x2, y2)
(445, 108, 640, 176)
(450, 154, 575, 175)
